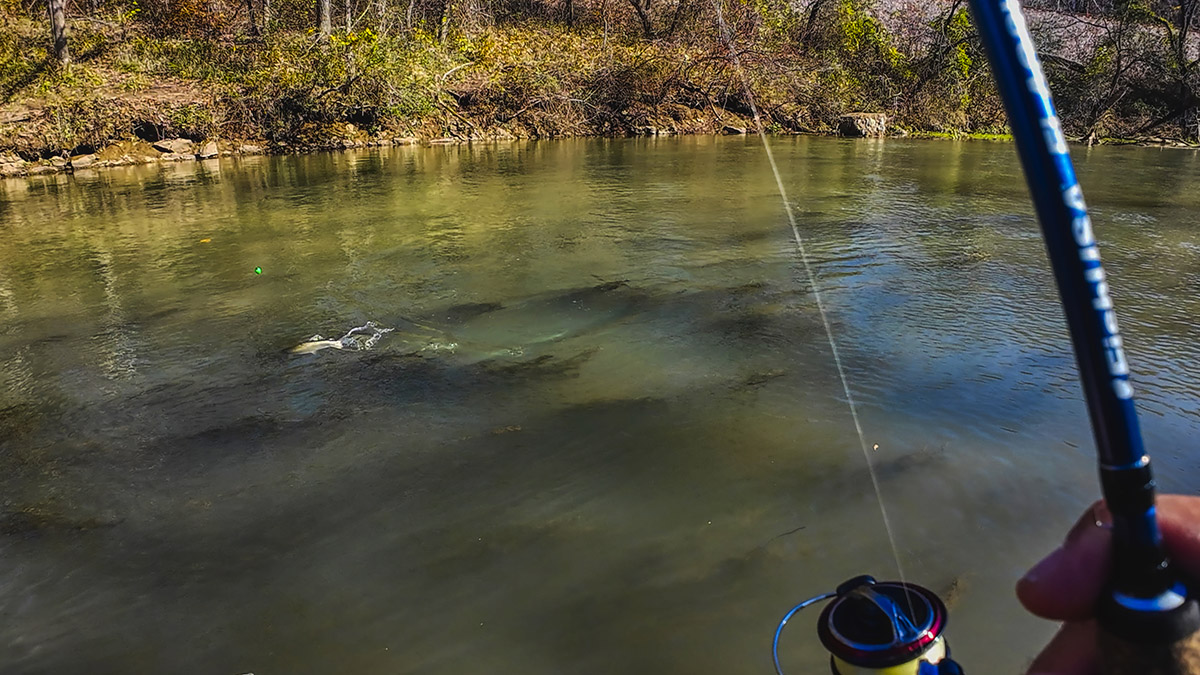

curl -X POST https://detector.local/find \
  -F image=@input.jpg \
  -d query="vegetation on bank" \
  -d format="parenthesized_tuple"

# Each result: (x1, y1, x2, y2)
(1, 0, 1199, 160)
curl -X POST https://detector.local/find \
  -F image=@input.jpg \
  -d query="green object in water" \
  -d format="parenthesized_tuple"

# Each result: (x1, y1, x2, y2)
(254, 267, 262, 275)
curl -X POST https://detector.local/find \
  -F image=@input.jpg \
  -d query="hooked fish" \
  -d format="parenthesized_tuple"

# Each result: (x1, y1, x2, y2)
(286, 339, 346, 355)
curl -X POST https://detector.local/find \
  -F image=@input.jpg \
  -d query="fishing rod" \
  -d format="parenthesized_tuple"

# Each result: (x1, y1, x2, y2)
(970, 0, 1200, 669)
(770, 0, 1200, 672)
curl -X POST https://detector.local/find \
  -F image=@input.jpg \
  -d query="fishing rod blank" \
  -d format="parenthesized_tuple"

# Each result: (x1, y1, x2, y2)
(966, 0, 1200, 671)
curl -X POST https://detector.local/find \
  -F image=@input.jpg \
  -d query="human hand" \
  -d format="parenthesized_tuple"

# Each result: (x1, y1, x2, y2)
(1016, 495, 1200, 674)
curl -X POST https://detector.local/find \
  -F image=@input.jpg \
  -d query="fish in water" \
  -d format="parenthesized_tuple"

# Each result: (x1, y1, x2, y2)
(286, 322, 396, 356)
(287, 339, 347, 355)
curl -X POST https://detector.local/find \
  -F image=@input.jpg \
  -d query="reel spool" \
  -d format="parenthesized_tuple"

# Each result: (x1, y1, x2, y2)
(773, 575, 964, 675)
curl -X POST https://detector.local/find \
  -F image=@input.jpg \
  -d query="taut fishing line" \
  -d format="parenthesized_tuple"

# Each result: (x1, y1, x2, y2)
(706, 6, 966, 674)
(709, 2, 907, 586)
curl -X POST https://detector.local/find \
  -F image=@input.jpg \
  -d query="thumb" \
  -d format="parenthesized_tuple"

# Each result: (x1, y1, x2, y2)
(1016, 501, 1112, 621)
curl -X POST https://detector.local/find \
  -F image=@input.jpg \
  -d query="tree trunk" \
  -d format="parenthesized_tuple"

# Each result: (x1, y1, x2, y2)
(801, 0, 830, 49)
(48, 0, 70, 64)
(438, 0, 452, 43)
(345, 0, 351, 32)
(318, 0, 332, 36)
(248, 0, 259, 35)
(626, 0, 652, 38)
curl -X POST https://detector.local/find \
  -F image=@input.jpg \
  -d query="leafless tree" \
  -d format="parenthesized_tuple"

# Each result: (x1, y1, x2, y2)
(48, 0, 70, 64)
(626, 0, 652, 37)
(319, 0, 333, 36)
(438, 0, 452, 41)
(248, 0, 260, 35)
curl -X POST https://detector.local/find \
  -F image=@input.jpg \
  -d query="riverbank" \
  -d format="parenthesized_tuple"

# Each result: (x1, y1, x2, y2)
(0, 27, 759, 173)
(5, 127, 1196, 180)
(5, 0, 1200, 177)
(0, 1, 1013, 168)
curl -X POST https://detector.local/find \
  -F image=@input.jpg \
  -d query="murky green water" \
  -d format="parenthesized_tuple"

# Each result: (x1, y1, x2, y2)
(2, 136, 1199, 674)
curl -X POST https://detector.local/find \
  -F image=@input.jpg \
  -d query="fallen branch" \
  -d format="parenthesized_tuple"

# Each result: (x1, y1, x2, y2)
(435, 97, 479, 134)
(438, 62, 474, 86)
(314, 74, 362, 99)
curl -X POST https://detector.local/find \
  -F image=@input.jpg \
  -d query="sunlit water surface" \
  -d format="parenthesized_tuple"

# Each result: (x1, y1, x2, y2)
(2, 137, 1200, 674)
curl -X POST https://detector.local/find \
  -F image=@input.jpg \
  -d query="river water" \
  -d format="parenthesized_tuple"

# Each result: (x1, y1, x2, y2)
(1, 136, 1199, 674)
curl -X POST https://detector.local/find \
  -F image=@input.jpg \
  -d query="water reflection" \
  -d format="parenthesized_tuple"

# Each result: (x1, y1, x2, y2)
(1, 137, 1199, 674)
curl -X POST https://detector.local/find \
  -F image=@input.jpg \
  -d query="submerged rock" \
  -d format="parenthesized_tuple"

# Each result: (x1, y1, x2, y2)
(438, 301, 504, 324)
(940, 575, 968, 609)
(1, 507, 121, 537)
(739, 368, 787, 389)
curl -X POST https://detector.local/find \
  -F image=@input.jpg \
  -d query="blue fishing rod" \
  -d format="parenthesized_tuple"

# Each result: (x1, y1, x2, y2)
(771, 0, 1200, 673)
(969, 0, 1200, 670)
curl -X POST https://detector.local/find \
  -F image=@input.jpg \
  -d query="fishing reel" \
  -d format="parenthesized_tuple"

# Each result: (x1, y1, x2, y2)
(773, 575, 964, 675)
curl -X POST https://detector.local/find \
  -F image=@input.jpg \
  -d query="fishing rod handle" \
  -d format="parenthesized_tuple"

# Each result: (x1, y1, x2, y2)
(1097, 581, 1200, 674)
(1099, 629, 1200, 675)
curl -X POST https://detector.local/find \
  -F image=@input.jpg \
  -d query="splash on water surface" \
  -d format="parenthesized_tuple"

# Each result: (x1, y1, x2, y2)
(293, 321, 395, 354)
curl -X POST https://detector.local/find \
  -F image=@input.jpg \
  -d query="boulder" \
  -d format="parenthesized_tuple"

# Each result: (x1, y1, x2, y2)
(0, 162, 25, 177)
(152, 138, 195, 154)
(238, 144, 264, 154)
(196, 141, 219, 159)
(69, 154, 97, 169)
(838, 112, 888, 137)
(96, 140, 159, 165)
(721, 124, 747, 135)
(28, 164, 57, 175)
(1, 153, 26, 176)
(159, 152, 193, 162)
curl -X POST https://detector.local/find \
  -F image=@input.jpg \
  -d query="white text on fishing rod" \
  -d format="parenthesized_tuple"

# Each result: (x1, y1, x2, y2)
(1001, 0, 1134, 401)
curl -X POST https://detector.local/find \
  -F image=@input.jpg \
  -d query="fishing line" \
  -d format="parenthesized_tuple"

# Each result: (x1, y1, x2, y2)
(710, 2, 908, 587)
